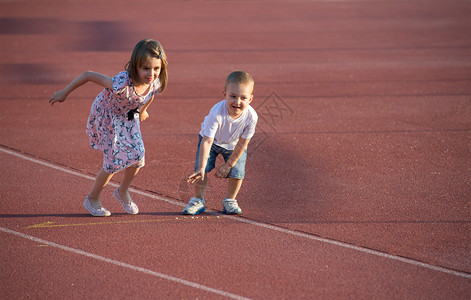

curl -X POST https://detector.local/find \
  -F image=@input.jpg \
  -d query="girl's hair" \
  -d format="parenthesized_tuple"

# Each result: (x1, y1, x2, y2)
(125, 39, 168, 93)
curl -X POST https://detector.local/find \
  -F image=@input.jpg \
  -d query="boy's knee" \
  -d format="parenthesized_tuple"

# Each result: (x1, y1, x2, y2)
(228, 177, 243, 184)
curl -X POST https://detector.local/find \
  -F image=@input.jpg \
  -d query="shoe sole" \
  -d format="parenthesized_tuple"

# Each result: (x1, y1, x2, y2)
(222, 208, 242, 215)
(183, 207, 206, 215)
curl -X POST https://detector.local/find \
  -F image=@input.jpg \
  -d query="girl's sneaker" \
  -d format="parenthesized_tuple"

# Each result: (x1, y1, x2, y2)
(83, 196, 111, 217)
(182, 197, 205, 215)
(223, 198, 242, 214)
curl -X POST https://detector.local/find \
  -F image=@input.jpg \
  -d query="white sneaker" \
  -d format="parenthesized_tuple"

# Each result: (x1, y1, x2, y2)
(223, 198, 242, 214)
(182, 197, 206, 215)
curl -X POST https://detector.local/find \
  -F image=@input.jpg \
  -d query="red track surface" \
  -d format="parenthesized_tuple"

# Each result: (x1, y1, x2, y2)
(1, 0, 470, 299)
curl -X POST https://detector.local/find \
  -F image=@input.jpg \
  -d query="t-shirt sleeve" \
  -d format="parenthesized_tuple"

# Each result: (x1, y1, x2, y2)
(201, 104, 221, 138)
(112, 71, 130, 93)
(202, 114, 219, 138)
(241, 109, 258, 140)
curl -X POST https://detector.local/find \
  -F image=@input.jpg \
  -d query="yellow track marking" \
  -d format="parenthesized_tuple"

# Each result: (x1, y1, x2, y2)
(25, 216, 221, 229)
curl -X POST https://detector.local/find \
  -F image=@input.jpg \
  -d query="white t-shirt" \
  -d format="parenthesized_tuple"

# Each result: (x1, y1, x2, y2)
(199, 100, 258, 150)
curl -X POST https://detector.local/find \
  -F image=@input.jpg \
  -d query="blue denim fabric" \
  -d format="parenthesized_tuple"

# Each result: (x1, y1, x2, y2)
(194, 135, 247, 179)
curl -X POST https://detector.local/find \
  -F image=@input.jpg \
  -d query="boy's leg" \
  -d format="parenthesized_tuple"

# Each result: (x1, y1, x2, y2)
(88, 168, 114, 209)
(183, 135, 220, 215)
(183, 176, 207, 215)
(226, 178, 243, 199)
(191, 134, 217, 200)
(223, 148, 246, 199)
(223, 178, 243, 214)
(194, 175, 208, 200)
(222, 149, 246, 214)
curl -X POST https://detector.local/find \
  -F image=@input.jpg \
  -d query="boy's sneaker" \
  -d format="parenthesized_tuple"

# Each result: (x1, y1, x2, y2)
(222, 198, 242, 214)
(182, 197, 206, 215)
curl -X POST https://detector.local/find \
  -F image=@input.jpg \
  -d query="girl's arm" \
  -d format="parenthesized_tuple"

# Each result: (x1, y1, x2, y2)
(139, 95, 154, 122)
(49, 71, 113, 105)
(215, 137, 251, 178)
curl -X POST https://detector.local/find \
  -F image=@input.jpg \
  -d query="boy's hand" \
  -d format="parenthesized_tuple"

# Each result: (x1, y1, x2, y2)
(49, 90, 68, 105)
(187, 170, 205, 184)
(215, 163, 232, 179)
(140, 110, 149, 122)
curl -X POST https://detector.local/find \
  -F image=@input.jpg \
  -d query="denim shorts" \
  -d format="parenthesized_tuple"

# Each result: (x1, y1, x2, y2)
(194, 135, 247, 179)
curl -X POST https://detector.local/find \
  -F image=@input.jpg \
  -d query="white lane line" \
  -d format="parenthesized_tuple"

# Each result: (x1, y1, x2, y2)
(0, 226, 250, 300)
(224, 215, 471, 279)
(0, 147, 185, 207)
(1, 147, 470, 279)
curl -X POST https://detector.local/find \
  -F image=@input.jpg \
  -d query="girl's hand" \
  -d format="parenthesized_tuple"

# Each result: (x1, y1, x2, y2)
(49, 90, 68, 105)
(140, 110, 149, 122)
(215, 163, 231, 179)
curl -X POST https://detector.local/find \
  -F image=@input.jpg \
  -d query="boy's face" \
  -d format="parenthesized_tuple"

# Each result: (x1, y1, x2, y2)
(224, 82, 254, 119)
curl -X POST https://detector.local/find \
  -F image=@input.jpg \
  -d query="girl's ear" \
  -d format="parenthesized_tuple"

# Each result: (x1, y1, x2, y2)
(223, 90, 226, 97)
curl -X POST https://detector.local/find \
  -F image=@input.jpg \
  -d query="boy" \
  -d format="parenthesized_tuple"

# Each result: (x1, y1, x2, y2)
(185, 71, 258, 215)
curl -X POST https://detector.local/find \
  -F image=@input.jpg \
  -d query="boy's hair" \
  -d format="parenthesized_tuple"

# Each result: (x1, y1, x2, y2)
(125, 39, 168, 92)
(225, 71, 254, 94)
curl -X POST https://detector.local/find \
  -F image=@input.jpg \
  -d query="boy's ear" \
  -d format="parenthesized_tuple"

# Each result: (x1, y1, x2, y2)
(249, 95, 254, 103)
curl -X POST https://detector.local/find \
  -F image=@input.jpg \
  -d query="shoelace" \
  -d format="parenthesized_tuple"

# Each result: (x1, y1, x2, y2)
(189, 200, 203, 207)
(224, 200, 238, 208)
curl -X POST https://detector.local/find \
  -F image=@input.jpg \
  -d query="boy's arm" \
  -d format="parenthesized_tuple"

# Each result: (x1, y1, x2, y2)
(187, 135, 214, 183)
(215, 137, 251, 178)
(49, 71, 112, 105)
(139, 95, 154, 121)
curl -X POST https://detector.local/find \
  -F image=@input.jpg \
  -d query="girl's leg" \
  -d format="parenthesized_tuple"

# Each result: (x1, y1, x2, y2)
(194, 176, 208, 200)
(226, 178, 243, 199)
(88, 168, 114, 209)
(117, 166, 140, 203)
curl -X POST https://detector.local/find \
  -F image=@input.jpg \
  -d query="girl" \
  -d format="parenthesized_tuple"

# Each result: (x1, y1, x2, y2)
(49, 39, 168, 217)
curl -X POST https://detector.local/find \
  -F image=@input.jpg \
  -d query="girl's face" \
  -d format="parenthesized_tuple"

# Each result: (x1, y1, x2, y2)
(224, 82, 254, 119)
(137, 56, 161, 85)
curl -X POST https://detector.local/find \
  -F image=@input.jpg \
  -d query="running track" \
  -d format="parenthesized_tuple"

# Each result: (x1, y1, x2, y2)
(1, 0, 470, 299)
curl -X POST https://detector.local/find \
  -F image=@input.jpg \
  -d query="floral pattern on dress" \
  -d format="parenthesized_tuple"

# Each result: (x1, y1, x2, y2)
(86, 71, 160, 174)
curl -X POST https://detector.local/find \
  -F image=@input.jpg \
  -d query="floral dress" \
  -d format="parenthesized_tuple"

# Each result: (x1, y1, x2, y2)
(86, 71, 160, 174)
